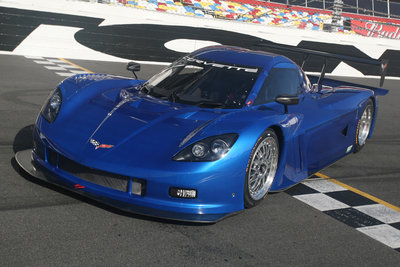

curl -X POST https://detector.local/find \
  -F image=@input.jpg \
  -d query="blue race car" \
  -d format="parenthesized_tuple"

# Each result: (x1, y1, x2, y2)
(16, 46, 388, 222)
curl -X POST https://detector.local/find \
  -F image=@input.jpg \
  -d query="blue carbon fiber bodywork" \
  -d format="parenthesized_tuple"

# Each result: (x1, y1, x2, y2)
(20, 46, 387, 222)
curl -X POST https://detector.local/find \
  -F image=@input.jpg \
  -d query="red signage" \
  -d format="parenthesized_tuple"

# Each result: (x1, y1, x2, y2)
(351, 20, 400, 39)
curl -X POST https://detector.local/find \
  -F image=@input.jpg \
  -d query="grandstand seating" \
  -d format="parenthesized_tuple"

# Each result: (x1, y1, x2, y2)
(118, 0, 358, 34)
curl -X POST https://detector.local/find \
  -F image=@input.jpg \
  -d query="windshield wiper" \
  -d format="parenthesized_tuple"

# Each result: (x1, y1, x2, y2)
(168, 90, 180, 103)
(196, 101, 226, 109)
(140, 84, 151, 94)
(141, 85, 167, 99)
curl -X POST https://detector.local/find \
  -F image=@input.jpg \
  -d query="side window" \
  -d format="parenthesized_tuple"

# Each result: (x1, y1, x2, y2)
(254, 68, 302, 105)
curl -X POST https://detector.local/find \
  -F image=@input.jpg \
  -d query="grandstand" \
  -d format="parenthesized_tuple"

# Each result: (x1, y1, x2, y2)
(117, 0, 334, 30)
(108, 0, 400, 38)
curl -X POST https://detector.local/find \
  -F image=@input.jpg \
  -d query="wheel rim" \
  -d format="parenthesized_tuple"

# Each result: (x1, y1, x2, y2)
(358, 104, 373, 146)
(248, 136, 278, 201)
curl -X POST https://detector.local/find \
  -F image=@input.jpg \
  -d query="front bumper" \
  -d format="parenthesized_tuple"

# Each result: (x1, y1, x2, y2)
(15, 149, 240, 223)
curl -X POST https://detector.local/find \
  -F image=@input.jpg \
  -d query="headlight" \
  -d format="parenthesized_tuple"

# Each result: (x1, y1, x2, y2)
(173, 133, 238, 162)
(41, 88, 62, 123)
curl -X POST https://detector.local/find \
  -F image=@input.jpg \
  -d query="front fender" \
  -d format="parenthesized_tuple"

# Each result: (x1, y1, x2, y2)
(204, 105, 304, 192)
(55, 74, 143, 119)
(60, 74, 143, 101)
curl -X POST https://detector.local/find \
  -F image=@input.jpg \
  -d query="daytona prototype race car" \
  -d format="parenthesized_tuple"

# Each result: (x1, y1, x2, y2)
(16, 46, 388, 222)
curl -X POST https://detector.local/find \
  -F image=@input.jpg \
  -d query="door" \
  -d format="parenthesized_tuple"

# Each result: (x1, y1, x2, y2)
(295, 90, 357, 174)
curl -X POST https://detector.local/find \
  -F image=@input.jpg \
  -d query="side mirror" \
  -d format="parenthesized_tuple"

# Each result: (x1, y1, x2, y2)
(275, 95, 299, 114)
(127, 62, 141, 79)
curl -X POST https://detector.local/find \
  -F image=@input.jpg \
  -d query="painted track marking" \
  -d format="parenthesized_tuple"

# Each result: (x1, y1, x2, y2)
(287, 173, 400, 252)
(26, 56, 93, 76)
(58, 58, 94, 73)
(315, 172, 400, 213)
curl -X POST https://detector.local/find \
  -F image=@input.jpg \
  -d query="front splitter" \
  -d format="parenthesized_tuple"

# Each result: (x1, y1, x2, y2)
(15, 149, 237, 223)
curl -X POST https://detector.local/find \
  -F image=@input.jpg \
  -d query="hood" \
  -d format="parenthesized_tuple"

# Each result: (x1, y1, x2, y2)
(49, 89, 229, 168)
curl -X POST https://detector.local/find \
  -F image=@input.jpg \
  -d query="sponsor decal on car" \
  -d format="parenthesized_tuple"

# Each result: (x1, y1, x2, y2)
(184, 56, 259, 73)
(90, 139, 114, 150)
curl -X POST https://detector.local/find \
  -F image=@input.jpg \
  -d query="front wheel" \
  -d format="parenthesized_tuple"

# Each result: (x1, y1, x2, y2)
(244, 129, 279, 208)
(354, 99, 374, 153)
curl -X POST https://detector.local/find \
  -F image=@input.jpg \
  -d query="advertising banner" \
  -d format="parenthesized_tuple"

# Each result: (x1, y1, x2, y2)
(351, 20, 400, 39)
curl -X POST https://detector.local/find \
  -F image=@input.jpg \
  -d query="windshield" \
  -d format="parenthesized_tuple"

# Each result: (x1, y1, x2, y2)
(142, 56, 260, 109)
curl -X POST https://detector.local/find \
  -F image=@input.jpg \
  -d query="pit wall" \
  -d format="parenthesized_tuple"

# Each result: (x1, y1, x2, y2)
(115, 0, 400, 39)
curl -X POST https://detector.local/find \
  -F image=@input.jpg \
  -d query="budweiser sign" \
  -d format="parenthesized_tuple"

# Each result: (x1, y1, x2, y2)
(351, 20, 400, 39)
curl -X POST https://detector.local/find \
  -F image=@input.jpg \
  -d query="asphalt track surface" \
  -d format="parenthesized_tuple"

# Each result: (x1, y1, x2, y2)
(1, 54, 400, 266)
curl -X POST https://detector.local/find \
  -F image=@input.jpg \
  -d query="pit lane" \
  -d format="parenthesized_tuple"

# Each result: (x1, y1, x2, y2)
(1, 54, 400, 265)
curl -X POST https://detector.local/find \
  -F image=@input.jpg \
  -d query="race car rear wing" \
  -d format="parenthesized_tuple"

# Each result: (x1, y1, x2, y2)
(254, 42, 388, 87)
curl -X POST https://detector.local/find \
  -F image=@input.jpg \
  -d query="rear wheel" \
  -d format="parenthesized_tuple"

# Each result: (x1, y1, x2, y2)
(244, 129, 279, 208)
(354, 99, 374, 153)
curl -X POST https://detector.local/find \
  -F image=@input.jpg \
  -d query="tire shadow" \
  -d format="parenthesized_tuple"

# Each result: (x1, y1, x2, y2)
(12, 124, 34, 154)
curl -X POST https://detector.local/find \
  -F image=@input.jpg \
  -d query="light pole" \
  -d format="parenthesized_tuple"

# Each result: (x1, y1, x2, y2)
(331, 0, 343, 31)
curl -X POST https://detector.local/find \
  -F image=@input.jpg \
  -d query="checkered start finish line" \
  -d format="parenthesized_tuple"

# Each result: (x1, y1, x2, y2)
(286, 175, 400, 252)
(27, 56, 90, 76)
(24, 56, 400, 252)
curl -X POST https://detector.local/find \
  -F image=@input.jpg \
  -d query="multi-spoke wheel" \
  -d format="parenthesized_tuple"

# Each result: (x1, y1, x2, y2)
(354, 99, 374, 153)
(244, 129, 279, 208)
